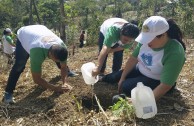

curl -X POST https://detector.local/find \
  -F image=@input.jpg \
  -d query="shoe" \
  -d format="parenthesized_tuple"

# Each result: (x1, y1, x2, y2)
(112, 94, 126, 104)
(2, 92, 15, 104)
(68, 71, 79, 77)
(98, 74, 105, 82)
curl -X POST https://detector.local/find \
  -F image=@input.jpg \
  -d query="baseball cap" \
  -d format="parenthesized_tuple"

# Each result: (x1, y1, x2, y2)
(135, 16, 169, 44)
(5, 28, 12, 33)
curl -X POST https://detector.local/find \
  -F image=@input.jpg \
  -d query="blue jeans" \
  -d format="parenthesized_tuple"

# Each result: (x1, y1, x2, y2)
(98, 32, 123, 73)
(102, 66, 160, 96)
(5, 39, 29, 93)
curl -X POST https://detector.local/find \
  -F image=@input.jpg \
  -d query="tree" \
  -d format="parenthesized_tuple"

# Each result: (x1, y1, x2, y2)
(59, 0, 66, 42)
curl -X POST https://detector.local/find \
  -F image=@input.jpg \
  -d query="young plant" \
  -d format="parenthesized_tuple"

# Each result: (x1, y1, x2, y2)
(110, 97, 135, 121)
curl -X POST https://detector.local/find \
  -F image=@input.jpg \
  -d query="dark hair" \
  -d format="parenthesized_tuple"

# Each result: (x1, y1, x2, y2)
(167, 19, 186, 51)
(121, 23, 139, 38)
(82, 30, 85, 34)
(3, 30, 10, 35)
(51, 45, 68, 62)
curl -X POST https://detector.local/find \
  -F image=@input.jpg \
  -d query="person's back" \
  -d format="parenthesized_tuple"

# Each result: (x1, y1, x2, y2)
(17, 25, 64, 54)
(2, 25, 75, 104)
(100, 18, 128, 35)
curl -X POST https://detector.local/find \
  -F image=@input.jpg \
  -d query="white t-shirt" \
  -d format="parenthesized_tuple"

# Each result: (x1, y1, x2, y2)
(2, 35, 15, 54)
(17, 25, 63, 54)
(138, 44, 164, 80)
(100, 18, 128, 35)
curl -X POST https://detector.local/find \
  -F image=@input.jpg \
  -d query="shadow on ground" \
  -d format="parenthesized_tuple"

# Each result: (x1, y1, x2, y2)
(0, 76, 62, 120)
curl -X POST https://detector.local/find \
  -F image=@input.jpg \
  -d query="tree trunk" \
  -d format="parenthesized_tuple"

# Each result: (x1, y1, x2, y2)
(29, 0, 33, 25)
(85, 7, 88, 29)
(59, 0, 66, 42)
(153, 0, 158, 15)
(32, 0, 41, 24)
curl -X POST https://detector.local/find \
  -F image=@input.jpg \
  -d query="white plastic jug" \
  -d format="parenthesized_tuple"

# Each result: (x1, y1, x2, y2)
(131, 82, 157, 119)
(81, 62, 99, 85)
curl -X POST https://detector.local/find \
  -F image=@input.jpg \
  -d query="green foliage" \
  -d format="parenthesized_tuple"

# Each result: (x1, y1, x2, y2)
(110, 98, 135, 121)
(86, 12, 104, 46)
(63, 2, 79, 44)
(38, 0, 60, 28)
(0, 0, 194, 40)
(72, 95, 83, 112)
(134, 0, 194, 38)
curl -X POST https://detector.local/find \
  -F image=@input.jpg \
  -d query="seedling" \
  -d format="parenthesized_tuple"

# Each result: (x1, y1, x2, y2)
(110, 97, 135, 121)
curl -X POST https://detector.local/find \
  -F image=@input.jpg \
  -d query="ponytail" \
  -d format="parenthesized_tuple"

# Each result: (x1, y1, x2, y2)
(167, 19, 186, 51)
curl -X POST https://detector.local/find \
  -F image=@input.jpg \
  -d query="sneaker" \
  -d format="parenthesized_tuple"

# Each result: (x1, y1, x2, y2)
(68, 70, 79, 77)
(2, 92, 15, 104)
(112, 94, 126, 104)
(98, 74, 105, 82)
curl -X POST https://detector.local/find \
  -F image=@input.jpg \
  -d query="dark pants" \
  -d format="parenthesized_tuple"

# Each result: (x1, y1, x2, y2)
(5, 39, 29, 93)
(79, 40, 84, 48)
(98, 32, 123, 73)
(102, 66, 160, 96)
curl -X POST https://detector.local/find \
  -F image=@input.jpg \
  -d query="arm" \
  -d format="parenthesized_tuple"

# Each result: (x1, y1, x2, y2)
(153, 83, 172, 100)
(31, 72, 66, 92)
(92, 45, 111, 76)
(60, 63, 72, 90)
(60, 62, 68, 84)
(154, 44, 185, 100)
(118, 56, 138, 92)
(30, 48, 70, 93)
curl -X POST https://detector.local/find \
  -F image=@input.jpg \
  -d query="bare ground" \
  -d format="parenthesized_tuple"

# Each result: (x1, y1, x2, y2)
(0, 40, 194, 126)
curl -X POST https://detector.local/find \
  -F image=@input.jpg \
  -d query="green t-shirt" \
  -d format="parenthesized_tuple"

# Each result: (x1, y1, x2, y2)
(5, 35, 14, 45)
(103, 26, 132, 49)
(132, 39, 185, 86)
(17, 25, 67, 73)
(30, 43, 67, 73)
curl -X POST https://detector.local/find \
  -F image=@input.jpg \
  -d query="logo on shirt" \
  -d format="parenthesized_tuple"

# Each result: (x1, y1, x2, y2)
(141, 53, 152, 66)
(41, 36, 57, 43)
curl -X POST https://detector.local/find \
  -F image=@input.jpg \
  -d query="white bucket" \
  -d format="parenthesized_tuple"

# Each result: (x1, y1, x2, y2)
(131, 82, 157, 119)
(81, 62, 99, 85)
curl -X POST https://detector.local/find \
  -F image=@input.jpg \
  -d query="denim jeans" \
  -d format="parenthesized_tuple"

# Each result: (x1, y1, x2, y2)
(79, 40, 84, 48)
(102, 66, 160, 96)
(98, 32, 123, 73)
(5, 39, 29, 93)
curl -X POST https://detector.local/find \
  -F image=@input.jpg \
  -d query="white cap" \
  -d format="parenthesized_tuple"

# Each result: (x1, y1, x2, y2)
(5, 28, 12, 33)
(135, 16, 169, 44)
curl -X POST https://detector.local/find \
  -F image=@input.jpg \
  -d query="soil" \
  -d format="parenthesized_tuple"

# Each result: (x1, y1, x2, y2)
(0, 40, 194, 126)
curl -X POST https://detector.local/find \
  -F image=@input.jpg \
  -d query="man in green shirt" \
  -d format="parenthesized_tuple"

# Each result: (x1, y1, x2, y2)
(2, 25, 73, 104)
(92, 18, 139, 77)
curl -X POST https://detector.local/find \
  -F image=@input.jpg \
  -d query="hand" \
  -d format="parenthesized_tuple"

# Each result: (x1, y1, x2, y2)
(54, 84, 72, 93)
(92, 67, 100, 77)
(62, 83, 72, 90)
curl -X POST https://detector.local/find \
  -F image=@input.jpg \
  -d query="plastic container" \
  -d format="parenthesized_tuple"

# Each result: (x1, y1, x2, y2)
(131, 82, 157, 119)
(81, 62, 99, 85)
